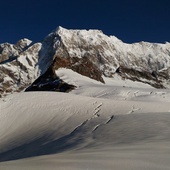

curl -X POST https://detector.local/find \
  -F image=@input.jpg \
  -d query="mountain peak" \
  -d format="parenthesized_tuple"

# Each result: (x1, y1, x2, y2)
(54, 26, 103, 37)
(55, 26, 66, 33)
(15, 38, 33, 51)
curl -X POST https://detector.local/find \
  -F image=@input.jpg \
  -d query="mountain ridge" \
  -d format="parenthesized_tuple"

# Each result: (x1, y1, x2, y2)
(0, 26, 170, 97)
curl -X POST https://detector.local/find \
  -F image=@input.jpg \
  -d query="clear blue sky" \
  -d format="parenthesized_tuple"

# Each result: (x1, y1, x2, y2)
(0, 0, 170, 44)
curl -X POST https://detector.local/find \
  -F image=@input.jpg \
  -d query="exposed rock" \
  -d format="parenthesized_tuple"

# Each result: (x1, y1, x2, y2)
(25, 67, 75, 92)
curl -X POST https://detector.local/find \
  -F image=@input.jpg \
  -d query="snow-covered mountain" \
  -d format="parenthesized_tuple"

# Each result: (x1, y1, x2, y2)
(1, 26, 170, 169)
(0, 26, 170, 97)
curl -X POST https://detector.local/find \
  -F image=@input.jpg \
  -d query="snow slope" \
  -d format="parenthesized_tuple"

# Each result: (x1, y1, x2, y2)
(0, 69, 170, 169)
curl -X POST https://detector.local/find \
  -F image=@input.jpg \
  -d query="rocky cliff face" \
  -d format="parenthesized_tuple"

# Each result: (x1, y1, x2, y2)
(0, 26, 170, 97)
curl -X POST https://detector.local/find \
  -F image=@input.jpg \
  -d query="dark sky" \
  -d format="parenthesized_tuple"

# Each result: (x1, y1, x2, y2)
(0, 0, 170, 44)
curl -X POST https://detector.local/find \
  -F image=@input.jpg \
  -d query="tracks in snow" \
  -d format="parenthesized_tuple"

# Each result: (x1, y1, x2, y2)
(105, 115, 114, 125)
(93, 102, 103, 118)
(63, 101, 115, 139)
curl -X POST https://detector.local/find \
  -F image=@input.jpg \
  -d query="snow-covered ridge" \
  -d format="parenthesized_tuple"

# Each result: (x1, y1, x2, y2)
(50, 26, 170, 88)
(0, 26, 170, 97)
(0, 38, 53, 97)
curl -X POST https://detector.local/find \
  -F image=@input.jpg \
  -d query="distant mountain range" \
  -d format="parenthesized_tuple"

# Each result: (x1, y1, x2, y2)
(0, 26, 170, 97)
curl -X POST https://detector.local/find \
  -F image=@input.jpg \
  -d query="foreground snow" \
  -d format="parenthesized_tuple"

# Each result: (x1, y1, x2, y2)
(0, 69, 170, 169)
(1, 142, 170, 170)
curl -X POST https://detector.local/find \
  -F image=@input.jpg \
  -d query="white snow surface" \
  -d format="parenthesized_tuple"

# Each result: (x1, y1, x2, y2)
(1, 69, 170, 169)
